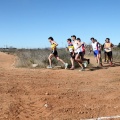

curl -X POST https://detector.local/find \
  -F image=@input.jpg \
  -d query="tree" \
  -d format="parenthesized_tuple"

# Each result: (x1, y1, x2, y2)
(118, 43, 120, 48)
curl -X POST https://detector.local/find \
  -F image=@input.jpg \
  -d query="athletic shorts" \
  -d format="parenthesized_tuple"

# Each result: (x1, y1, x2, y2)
(104, 51, 107, 54)
(70, 52, 78, 59)
(79, 52, 83, 56)
(106, 51, 112, 57)
(79, 52, 84, 60)
(93, 50, 99, 57)
(52, 50, 58, 57)
(70, 52, 75, 59)
(83, 51, 85, 55)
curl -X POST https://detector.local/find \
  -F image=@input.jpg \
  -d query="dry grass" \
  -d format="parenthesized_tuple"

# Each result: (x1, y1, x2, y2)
(1, 47, 120, 68)
(112, 48, 120, 61)
(15, 48, 72, 68)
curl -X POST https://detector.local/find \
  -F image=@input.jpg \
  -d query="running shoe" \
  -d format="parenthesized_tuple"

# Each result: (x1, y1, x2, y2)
(65, 63, 68, 69)
(47, 66, 52, 69)
(83, 61, 88, 68)
(70, 66, 74, 70)
(79, 67, 85, 71)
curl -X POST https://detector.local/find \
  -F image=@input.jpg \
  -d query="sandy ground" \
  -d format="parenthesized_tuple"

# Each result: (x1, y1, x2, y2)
(0, 52, 120, 120)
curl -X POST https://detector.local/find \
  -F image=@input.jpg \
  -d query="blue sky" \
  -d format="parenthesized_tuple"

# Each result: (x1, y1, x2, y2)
(0, 0, 120, 48)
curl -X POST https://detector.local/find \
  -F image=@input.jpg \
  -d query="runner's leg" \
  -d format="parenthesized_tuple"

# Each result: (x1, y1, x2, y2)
(48, 54, 54, 67)
(70, 57, 75, 69)
(56, 56, 68, 69)
(75, 53, 84, 70)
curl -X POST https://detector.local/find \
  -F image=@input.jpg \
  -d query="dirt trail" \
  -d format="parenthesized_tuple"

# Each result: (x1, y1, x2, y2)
(0, 52, 15, 69)
(0, 52, 120, 120)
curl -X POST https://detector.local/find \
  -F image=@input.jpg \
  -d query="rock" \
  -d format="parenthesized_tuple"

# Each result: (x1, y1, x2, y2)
(32, 64, 38, 68)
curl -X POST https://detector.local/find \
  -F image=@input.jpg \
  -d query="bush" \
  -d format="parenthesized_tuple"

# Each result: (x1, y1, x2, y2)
(15, 48, 73, 68)
(112, 49, 120, 61)
(118, 43, 120, 48)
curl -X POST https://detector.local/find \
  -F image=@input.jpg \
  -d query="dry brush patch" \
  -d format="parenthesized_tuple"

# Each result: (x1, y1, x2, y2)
(15, 49, 78, 68)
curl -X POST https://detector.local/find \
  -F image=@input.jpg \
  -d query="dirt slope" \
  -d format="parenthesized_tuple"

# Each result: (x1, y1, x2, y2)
(0, 52, 120, 120)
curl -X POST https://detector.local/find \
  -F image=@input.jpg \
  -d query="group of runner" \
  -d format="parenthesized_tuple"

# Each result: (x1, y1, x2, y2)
(47, 35, 114, 71)
(90, 37, 114, 67)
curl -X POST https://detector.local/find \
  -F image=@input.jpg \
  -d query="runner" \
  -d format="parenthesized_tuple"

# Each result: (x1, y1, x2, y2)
(103, 40, 108, 63)
(108, 39, 114, 62)
(76, 38, 90, 67)
(90, 37, 100, 67)
(94, 39, 103, 66)
(71, 35, 85, 71)
(47, 37, 68, 69)
(104, 38, 113, 66)
(66, 38, 75, 69)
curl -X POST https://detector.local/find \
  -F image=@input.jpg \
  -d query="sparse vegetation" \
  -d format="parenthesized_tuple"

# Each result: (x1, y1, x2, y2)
(117, 43, 120, 48)
(0, 47, 120, 68)
(112, 49, 120, 61)
(15, 48, 72, 68)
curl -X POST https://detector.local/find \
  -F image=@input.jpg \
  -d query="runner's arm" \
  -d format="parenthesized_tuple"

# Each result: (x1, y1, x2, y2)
(75, 42, 82, 51)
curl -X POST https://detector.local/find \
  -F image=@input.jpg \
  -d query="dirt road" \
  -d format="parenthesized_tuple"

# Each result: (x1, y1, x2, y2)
(0, 52, 120, 120)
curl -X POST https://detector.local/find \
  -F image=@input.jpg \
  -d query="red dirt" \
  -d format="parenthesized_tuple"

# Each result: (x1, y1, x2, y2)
(0, 52, 120, 120)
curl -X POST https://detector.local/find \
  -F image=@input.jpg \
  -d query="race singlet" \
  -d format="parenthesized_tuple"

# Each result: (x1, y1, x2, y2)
(68, 44, 74, 52)
(51, 43, 56, 50)
(92, 42, 98, 51)
(80, 42, 85, 52)
(104, 43, 112, 52)
(73, 42, 78, 53)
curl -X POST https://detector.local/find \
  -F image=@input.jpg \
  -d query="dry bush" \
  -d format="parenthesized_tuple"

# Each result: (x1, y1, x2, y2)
(112, 48, 120, 61)
(15, 48, 72, 68)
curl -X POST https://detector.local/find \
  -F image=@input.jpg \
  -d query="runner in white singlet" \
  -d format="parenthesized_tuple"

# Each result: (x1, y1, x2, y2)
(71, 35, 85, 71)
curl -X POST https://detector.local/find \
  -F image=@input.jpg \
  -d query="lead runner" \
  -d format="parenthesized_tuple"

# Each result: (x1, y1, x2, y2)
(47, 37, 68, 69)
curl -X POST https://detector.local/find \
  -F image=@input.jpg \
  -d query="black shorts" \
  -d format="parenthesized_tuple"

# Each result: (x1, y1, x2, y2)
(79, 52, 84, 60)
(106, 51, 112, 57)
(70, 52, 75, 59)
(104, 51, 107, 54)
(83, 51, 85, 55)
(79, 52, 84, 56)
(52, 50, 58, 57)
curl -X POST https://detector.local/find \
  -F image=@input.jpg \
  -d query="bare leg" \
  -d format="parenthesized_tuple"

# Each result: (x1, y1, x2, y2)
(104, 52, 107, 62)
(107, 52, 112, 65)
(99, 53, 103, 66)
(81, 53, 90, 64)
(96, 55, 100, 66)
(75, 54, 84, 68)
(70, 57, 74, 68)
(56, 56, 68, 69)
(56, 56, 65, 64)
(48, 54, 54, 67)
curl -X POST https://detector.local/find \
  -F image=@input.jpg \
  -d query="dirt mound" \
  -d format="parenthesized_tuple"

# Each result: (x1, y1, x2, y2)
(0, 52, 120, 120)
